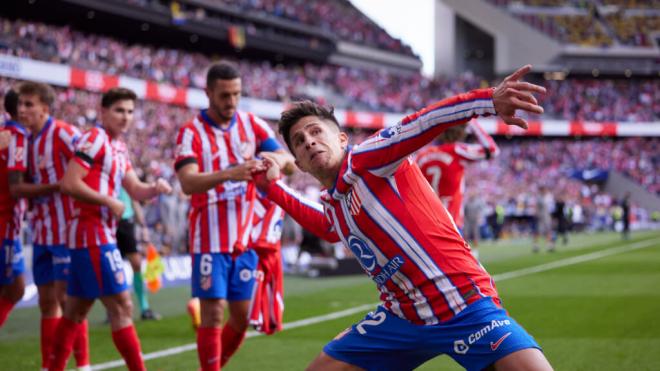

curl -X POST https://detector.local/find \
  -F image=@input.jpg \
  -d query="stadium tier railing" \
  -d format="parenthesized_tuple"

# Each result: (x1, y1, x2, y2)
(1, 54, 659, 137)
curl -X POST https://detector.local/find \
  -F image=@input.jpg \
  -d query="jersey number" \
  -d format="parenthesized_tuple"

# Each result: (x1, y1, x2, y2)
(105, 249, 124, 272)
(356, 311, 386, 335)
(200, 254, 213, 275)
(426, 166, 442, 192)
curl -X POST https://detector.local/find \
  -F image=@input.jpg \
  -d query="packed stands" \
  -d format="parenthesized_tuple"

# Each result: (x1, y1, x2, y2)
(2, 17, 658, 121)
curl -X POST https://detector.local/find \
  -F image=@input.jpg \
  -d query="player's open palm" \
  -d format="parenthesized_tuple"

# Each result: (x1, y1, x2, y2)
(493, 64, 546, 129)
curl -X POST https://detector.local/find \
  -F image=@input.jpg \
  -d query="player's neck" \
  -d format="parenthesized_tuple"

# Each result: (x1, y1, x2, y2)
(206, 108, 231, 129)
(28, 115, 49, 135)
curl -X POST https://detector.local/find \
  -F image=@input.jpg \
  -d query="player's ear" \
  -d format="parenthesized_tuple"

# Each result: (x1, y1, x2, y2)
(339, 132, 349, 150)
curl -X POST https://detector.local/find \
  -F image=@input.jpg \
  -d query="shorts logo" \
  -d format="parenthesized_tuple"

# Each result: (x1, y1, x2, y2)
(453, 339, 469, 355)
(239, 269, 253, 282)
(490, 331, 512, 351)
(200, 275, 212, 291)
(347, 235, 376, 272)
(115, 271, 125, 285)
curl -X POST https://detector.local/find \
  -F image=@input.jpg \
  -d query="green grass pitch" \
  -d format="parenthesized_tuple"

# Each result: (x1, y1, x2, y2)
(1, 230, 659, 370)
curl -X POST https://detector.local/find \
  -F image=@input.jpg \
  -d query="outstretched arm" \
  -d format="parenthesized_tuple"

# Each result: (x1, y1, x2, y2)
(352, 65, 543, 176)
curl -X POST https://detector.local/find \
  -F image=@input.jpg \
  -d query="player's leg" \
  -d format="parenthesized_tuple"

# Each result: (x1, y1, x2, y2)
(221, 249, 259, 367)
(33, 245, 63, 370)
(192, 252, 231, 371)
(99, 291, 146, 371)
(50, 296, 95, 371)
(97, 243, 145, 371)
(0, 239, 25, 328)
(491, 348, 553, 371)
(306, 352, 365, 371)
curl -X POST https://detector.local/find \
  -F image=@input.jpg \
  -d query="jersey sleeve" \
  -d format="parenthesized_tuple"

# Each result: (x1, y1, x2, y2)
(57, 123, 81, 160)
(74, 129, 104, 169)
(7, 129, 28, 173)
(265, 180, 339, 243)
(350, 88, 496, 178)
(250, 114, 282, 153)
(455, 120, 500, 161)
(174, 126, 199, 171)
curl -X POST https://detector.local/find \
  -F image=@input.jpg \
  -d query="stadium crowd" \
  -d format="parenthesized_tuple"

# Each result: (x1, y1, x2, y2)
(1, 17, 658, 121)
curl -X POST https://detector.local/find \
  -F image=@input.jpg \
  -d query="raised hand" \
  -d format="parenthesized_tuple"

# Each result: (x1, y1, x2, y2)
(155, 178, 173, 195)
(492, 64, 546, 129)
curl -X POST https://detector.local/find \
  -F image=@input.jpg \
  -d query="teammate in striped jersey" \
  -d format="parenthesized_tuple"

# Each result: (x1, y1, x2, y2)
(0, 89, 27, 330)
(257, 65, 553, 371)
(11, 82, 90, 370)
(50, 88, 172, 371)
(175, 61, 294, 371)
(416, 120, 500, 259)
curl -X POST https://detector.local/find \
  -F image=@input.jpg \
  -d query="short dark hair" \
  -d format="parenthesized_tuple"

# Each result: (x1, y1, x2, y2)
(278, 100, 340, 150)
(17, 81, 55, 107)
(3, 89, 18, 118)
(206, 61, 240, 87)
(101, 87, 137, 108)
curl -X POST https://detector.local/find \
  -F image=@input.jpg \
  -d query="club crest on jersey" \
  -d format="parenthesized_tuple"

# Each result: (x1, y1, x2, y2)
(347, 235, 376, 272)
(115, 271, 125, 285)
(347, 188, 362, 216)
(239, 141, 255, 160)
(379, 124, 401, 139)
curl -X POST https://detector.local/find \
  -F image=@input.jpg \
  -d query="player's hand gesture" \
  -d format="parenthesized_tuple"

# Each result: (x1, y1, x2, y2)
(226, 160, 266, 181)
(259, 152, 284, 181)
(154, 178, 173, 195)
(492, 64, 546, 129)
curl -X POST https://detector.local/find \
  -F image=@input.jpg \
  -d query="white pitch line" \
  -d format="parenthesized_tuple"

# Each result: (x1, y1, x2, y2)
(90, 236, 660, 370)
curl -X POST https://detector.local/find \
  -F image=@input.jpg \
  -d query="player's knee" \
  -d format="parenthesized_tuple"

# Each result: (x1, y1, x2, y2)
(38, 293, 61, 315)
(5, 281, 25, 303)
(200, 301, 224, 327)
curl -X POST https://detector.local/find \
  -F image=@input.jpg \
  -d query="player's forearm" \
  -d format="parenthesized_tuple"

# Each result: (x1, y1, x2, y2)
(178, 170, 227, 195)
(7, 172, 59, 198)
(125, 181, 159, 201)
(61, 177, 113, 208)
(355, 89, 497, 170)
(266, 181, 340, 243)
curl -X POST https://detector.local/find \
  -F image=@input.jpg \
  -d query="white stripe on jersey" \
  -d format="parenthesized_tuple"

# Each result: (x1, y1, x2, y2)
(227, 198, 238, 249)
(355, 177, 467, 315)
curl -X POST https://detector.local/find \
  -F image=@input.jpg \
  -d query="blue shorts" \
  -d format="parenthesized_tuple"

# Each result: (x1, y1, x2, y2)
(33, 244, 71, 285)
(1, 239, 25, 285)
(67, 244, 129, 299)
(324, 297, 541, 371)
(191, 250, 258, 301)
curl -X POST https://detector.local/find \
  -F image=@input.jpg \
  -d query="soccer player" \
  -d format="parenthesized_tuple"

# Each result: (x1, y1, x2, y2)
(416, 119, 499, 238)
(116, 188, 161, 320)
(12, 82, 90, 370)
(0, 89, 27, 330)
(174, 61, 294, 371)
(50, 87, 172, 371)
(533, 186, 555, 253)
(256, 65, 554, 370)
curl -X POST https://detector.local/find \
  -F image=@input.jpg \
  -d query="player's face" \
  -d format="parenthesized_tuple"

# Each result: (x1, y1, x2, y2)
(101, 99, 134, 138)
(289, 116, 348, 182)
(206, 78, 241, 123)
(17, 94, 49, 130)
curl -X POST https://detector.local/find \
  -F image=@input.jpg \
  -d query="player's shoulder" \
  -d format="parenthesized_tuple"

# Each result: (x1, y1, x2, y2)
(1, 121, 27, 136)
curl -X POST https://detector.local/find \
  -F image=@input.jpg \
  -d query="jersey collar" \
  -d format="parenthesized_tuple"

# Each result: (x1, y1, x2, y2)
(200, 109, 236, 131)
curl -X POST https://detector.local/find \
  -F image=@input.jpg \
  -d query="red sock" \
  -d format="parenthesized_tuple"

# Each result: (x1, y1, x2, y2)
(41, 317, 61, 369)
(220, 324, 246, 367)
(111, 325, 145, 371)
(73, 319, 90, 367)
(49, 317, 79, 371)
(0, 297, 15, 328)
(197, 327, 221, 371)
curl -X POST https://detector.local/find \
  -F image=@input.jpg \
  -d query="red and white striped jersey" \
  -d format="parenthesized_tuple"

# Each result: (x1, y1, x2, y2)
(27, 117, 80, 245)
(174, 110, 282, 254)
(416, 121, 499, 228)
(264, 89, 501, 325)
(0, 121, 28, 240)
(249, 195, 284, 251)
(68, 126, 132, 249)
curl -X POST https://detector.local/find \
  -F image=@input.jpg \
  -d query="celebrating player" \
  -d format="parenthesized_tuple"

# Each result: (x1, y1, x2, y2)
(256, 65, 554, 371)
(50, 87, 172, 371)
(11, 82, 90, 370)
(0, 89, 27, 330)
(174, 61, 294, 371)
